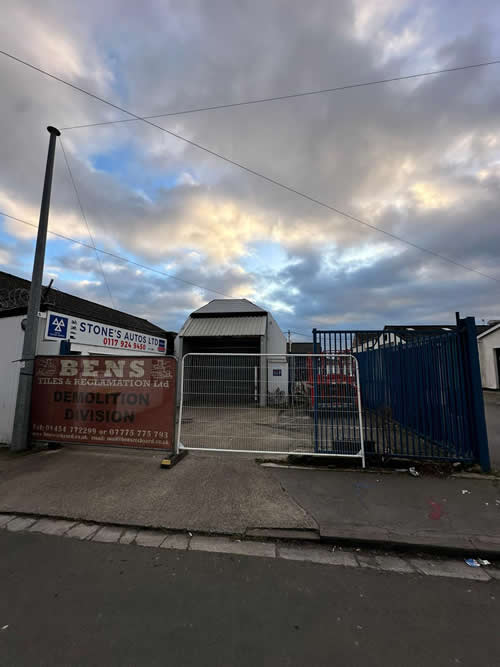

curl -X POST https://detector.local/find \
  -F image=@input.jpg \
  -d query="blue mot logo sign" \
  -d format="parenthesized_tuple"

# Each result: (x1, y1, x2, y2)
(47, 313, 69, 339)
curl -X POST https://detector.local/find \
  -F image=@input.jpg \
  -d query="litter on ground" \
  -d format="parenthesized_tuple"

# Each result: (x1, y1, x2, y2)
(465, 558, 491, 567)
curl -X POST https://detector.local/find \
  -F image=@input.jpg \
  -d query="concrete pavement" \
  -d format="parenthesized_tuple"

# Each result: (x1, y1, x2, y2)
(1, 530, 499, 667)
(0, 445, 499, 555)
(270, 465, 500, 554)
(0, 446, 315, 535)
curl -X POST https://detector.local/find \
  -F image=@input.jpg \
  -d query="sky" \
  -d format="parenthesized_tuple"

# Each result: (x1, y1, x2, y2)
(1, 0, 500, 338)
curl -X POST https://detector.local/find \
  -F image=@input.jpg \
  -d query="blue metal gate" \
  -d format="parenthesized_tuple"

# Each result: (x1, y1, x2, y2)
(313, 317, 490, 470)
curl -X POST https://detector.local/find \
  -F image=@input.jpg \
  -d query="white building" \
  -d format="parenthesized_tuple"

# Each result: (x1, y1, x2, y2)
(477, 322, 500, 389)
(0, 270, 175, 445)
(176, 299, 288, 404)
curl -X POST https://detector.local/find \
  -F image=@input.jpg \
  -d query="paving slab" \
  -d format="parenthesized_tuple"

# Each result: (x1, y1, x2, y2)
(6, 517, 36, 532)
(65, 523, 100, 541)
(375, 555, 415, 574)
(160, 533, 190, 550)
(279, 545, 358, 568)
(0, 514, 15, 528)
(119, 529, 138, 545)
(92, 526, 123, 544)
(484, 567, 500, 580)
(409, 558, 491, 581)
(356, 553, 378, 569)
(190, 535, 276, 558)
(29, 518, 76, 536)
(135, 530, 166, 548)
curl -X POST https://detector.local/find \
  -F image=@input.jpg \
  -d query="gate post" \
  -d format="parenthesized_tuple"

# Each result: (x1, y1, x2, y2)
(461, 317, 490, 472)
(312, 329, 319, 452)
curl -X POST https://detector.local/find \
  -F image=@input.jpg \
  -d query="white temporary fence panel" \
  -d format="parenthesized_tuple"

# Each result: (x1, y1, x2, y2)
(177, 353, 365, 466)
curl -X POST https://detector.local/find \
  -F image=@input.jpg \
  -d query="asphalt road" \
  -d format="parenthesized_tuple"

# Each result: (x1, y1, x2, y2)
(484, 391, 500, 469)
(1, 532, 499, 667)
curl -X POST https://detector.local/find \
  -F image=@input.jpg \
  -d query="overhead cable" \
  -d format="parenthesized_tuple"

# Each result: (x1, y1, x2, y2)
(0, 49, 498, 283)
(59, 139, 116, 309)
(60, 59, 500, 130)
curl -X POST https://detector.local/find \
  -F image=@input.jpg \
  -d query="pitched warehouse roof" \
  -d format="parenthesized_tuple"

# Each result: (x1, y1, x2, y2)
(180, 315, 266, 337)
(477, 321, 500, 339)
(191, 298, 266, 317)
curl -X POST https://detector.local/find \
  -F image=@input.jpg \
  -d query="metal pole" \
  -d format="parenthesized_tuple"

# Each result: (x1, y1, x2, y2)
(10, 126, 61, 452)
(463, 317, 491, 471)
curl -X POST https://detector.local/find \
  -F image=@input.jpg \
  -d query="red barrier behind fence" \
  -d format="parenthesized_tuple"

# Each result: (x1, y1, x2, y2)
(31, 355, 176, 450)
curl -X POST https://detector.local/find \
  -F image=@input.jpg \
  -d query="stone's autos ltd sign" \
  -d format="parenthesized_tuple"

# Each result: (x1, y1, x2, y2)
(31, 356, 176, 450)
(44, 310, 167, 354)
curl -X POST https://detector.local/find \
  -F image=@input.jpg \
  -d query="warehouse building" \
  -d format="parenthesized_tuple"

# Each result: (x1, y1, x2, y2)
(0, 270, 175, 445)
(176, 299, 287, 405)
(477, 321, 500, 389)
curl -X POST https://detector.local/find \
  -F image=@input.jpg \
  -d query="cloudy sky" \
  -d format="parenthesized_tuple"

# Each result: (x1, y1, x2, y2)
(1, 0, 500, 337)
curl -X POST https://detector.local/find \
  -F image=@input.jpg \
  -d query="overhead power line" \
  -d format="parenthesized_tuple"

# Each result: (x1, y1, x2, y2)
(282, 330, 311, 339)
(0, 211, 234, 298)
(59, 58, 500, 131)
(1, 209, 318, 335)
(1, 48, 499, 284)
(59, 139, 116, 309)
(1, 211, 319, 334)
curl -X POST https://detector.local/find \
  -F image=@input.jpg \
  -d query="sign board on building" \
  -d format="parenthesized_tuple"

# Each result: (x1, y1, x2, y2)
(31, 356, 176, 450)
(44, 311, 167, 355)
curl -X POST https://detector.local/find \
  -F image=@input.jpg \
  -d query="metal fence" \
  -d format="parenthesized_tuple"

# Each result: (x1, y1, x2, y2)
(313, 317, 490, 468)
(177, 353, 365, 465)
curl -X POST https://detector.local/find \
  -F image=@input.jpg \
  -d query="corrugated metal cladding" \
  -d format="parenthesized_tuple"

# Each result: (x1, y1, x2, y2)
(181, 315, 266, 337)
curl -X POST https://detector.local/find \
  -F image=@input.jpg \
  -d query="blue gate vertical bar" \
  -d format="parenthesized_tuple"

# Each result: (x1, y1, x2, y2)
(460, 317, 490, 472)
(312, 329, 319, 452)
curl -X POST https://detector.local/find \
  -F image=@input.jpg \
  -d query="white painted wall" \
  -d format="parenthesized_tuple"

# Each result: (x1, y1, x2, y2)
(265, 314, 288, 395)
(267, 357, 289, 394)
(265, 312, 287, 355)
(478, 327, 500, 389)
(0, 315, 25, 444)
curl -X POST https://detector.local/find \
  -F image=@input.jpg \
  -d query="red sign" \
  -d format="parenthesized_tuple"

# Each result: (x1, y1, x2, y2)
(31, 356, 176, 450)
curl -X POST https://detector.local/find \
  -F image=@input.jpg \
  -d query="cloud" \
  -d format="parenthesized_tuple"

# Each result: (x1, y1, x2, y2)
(1, 0, 500, 335)
(0, 247, 11, 265)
